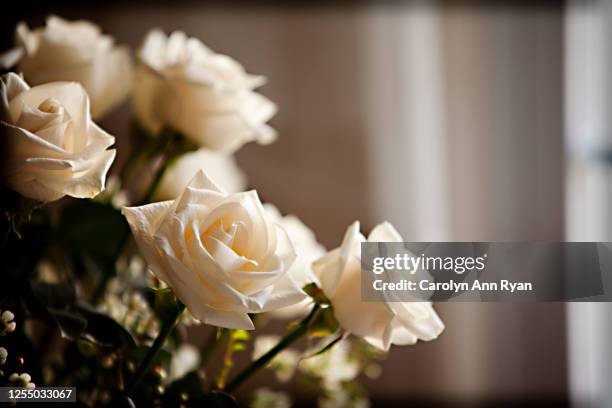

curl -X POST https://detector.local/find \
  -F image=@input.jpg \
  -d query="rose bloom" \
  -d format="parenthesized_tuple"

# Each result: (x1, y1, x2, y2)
(122, 171, 305, 329)
(313, 221, 444, 350)
(264, 204, 326, 319)
(0, 73, 116, 202)
(1, 16, 132, 119)
(133, 29, 277, 152)
(154, 148, 246, 201)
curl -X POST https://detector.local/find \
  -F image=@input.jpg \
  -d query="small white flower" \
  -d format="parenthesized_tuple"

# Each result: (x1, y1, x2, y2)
(169, 344, 200, 382)
(299, 340, 359, 390)
(250, 388, 291, 408)
(99, 288, 160, 339)
(128, 292, 148, 312)
(1, 309, 16, 335)
(9, 372, 35, 389)
(99, 291, 127, 322)
(143, 317, 160, 339)
(0, 347, 7, 365)
(253, 336, 299, 383)
(128, 256, 145, 277)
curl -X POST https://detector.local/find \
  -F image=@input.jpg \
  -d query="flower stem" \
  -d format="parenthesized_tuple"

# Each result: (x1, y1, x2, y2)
(200, 328, 227, 369)
(139, 146, 172, 205)
(215, 330, 237, 389)
(128, 302, 185, 395)
(224, 304, 320, 393)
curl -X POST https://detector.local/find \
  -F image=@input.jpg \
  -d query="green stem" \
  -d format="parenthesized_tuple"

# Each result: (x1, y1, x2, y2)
(200, 328, 227, 369)
(128, 302, 185, 395)
(140, 153, 171, 205)
(215, 330, 237, 389)
(119, 141, 149, 184)
(224, 304, 320, 393)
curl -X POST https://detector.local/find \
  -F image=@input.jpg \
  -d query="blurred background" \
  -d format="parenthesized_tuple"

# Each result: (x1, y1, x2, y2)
(4, 0, 612, 406)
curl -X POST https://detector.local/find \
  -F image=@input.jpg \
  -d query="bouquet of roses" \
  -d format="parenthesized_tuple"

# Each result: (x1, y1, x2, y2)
(0, 16, 444, 407)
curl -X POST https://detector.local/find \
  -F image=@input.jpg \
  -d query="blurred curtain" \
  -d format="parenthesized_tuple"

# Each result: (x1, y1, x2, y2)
(566, 1, 612, 407)
(363, 2, 566, 402)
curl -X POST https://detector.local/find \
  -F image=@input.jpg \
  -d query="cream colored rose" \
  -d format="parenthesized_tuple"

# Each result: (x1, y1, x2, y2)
(313, 222, 444, 350)
(264, 204, 326, 319)
(0, 16, 132, 119)
(154, 148, 246, 201)
(0, 73, 116, 202)
(133, 30, 277, 152)
(122, 171, 305, 329)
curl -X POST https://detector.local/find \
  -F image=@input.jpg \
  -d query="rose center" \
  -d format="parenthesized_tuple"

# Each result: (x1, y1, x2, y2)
(37, 98, 62, 114)
(201, 218, 248, 259)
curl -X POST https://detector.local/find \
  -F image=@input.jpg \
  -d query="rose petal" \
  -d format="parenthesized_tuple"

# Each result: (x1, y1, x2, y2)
(368, 221, 403, 242)
(9, 81, 90, 147)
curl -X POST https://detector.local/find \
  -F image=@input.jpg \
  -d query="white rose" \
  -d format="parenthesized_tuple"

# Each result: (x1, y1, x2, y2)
(0, 16, 132, 119)
(0, 73, 116, 202)
(154, 148, 246, 201)
(122, 170, 305, 330)
(133, 30, 277, 152)
(312, 221, 444, 350)
(264, 204, 326, 319)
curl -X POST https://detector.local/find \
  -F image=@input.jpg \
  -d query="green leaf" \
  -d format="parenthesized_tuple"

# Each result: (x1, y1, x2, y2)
(23, 279, 86, 340)
(200, 390, 239, 408)
(302, 333, 345, 359)
(23, 280, 71, 316)
(74, 303, 136, 348)
(29, 281, 76, 309)
(25, 282, 134, 346)
(308, 307, 340, 338)
(58, 200, 129, 263)
(48, 308, 87, 340)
